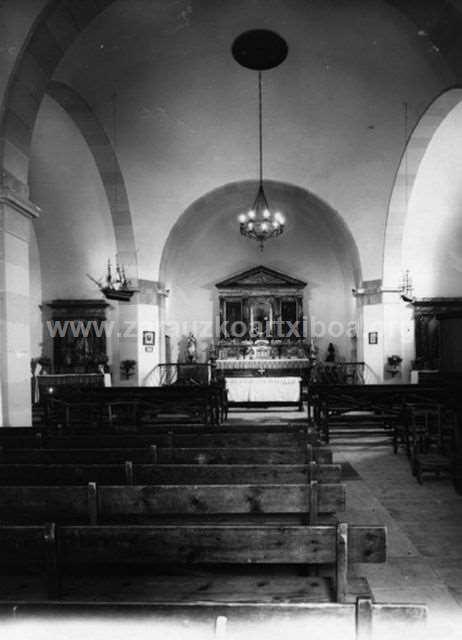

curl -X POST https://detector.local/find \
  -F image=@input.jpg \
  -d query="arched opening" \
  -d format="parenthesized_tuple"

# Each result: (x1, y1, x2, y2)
(159, 180, 361, 364)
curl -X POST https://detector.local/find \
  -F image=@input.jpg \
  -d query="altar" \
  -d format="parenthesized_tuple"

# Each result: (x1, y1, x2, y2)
(225, 376, 303, 409)
(214, 266, 310, 409)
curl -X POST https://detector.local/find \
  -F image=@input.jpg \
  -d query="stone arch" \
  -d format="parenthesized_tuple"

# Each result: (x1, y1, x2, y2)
(0, 1, 112, 196)
(3, 0, 462, 204)
(383, 88, 462, 288)
(159, 180, 362, 363)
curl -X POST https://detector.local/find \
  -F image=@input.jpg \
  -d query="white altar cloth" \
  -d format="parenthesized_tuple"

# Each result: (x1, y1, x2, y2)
(226, 376, 301, 403)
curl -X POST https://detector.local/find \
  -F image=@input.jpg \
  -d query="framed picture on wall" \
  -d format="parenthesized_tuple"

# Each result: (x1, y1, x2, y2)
(143, 331, 155, 346)
(368, 331, 378, 345)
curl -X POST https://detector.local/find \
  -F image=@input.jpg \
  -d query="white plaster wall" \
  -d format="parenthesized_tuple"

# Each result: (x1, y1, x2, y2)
(29, 95, 118, 365)
(403, 100, 462, 297)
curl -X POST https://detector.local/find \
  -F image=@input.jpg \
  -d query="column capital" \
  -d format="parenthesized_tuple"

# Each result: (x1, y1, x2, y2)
(0, 188, 41, 220)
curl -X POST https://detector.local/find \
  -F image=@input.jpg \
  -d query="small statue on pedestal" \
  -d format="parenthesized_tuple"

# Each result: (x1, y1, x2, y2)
(326, 342, 336, 362)
(186, 333, 197, 363)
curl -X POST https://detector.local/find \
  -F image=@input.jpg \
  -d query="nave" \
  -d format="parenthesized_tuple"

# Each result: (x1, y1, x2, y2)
(0, 400, 461, 639)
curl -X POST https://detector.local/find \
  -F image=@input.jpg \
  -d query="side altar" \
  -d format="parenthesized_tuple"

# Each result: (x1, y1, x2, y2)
(214, 266, 311, 408)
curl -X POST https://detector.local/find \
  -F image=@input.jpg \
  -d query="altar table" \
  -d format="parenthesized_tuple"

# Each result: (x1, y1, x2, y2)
(225, 376, 302, 407)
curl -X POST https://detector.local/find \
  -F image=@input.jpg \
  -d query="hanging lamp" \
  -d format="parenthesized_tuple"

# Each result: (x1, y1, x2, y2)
(232, 29, 288, 250)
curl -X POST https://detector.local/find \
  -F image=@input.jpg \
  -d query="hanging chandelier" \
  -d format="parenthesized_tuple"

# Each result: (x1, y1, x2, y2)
(232, 30, 288, 251)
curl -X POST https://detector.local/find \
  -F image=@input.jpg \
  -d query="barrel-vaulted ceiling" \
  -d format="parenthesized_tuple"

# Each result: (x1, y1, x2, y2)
(21, 0, 462, 280)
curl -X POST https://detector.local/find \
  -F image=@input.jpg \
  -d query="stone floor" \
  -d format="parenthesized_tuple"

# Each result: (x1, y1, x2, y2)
(231, 408, 462, 638)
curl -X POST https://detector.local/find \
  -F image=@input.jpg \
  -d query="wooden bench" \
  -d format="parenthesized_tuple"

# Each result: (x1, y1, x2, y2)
(0, 461, 342, 486)
(0, 521, 386, 603)
(156, 444, 332, 465)
(38, 431, 317, 449)
(49, 384, 226, 428)
(10, 421, 309, 436)
(0, 444, 331, 465)
(406, 404, 455, 484)
(0, 446, 158, 464)
(0, 599, 427, 640)
(0, 481, 345, 525)
(308, 384, 407, 443)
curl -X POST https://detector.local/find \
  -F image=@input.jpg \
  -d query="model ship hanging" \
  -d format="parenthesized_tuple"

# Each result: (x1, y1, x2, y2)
(87, 259, 138, 302)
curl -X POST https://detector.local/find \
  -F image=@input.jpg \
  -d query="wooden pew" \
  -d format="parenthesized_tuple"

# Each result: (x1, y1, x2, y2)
(4, 421, 309, 436)
(0, 599, 427, 640)
(41, 431, 314, 449)
(0, 461, 341, 486)
(0, 521, 386, 603)
(156, 445, 332, 465)
(0, 446, 158, 464)
(407, 404, 455, 484)
(0, 481, 345, 525)
(308, 384, 406, 443)
(49, 384, 226, 428)
(0, 426, 322, 450)
(0, 444, 332, 465)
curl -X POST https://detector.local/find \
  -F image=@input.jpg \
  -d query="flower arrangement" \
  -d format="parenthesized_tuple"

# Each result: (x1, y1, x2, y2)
(387, 355, 403, 367)
(120, 359, 136, 379)
(30, 356, 52, 375)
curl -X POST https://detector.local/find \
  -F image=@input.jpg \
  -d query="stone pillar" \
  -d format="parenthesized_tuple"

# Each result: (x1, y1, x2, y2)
(0, 190, 40, 426)
(109, 281, 161, 387)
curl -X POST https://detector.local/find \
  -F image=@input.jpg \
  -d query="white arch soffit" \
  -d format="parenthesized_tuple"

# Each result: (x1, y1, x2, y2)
(158, 180, 362, 286)
(383, 88, 462, 288)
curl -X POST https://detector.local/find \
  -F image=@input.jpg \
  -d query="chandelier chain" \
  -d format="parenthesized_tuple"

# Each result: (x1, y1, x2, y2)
(258, 71, 263, 185)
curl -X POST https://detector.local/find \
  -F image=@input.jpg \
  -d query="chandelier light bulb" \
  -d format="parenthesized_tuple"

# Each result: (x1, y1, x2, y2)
(238, 213, 247, 224)
(247, 222, 254, 230)
(263, 209, 270, 219)
(248, 210, 256, 219)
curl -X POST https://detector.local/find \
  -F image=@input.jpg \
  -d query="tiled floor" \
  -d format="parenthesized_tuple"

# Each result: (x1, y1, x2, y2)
(231, 408, 462, 638)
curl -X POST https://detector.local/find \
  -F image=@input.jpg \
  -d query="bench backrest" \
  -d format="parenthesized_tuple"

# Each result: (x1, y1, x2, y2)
(0, 522, 386, 602)
(158, 445, 332, 465)
(0, 481, 345, 525)
(0, 447, 158, 464)
(0, 462, 341, 486)
(50, 432, 309, 448)
(56, 522, 385, 602)
(0, 443, 331, 465)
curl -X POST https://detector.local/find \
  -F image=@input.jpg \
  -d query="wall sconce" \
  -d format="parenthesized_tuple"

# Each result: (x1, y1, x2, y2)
(120, 359, 136, 379)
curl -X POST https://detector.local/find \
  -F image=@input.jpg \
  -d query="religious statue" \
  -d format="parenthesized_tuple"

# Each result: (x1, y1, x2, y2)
(326, 342, 336, 362)
(186, 333, 197, 362)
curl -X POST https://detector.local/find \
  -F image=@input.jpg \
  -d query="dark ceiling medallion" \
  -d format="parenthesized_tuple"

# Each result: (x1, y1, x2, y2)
(231, 29, 288, 70)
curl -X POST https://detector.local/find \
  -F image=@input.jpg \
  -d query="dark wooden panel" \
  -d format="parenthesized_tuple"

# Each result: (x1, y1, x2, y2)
(0, 464, 126, 486)
(58, 524, 385, 566)
(158, 447, 332, 465)
(0, 483, 344, 522)
(0, 486, 89, 523)
(59, 525, 338, 564)
(43, 432, 307, 449)
(135, 464, 341, 485)
(0, 526, 46, 565)
(0, 448, 157, 464)
(0, 463, 341, 486)
(99, 484, 344, 516)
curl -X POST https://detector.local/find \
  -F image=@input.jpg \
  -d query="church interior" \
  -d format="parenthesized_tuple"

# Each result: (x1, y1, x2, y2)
(1, 0, 462, 638)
